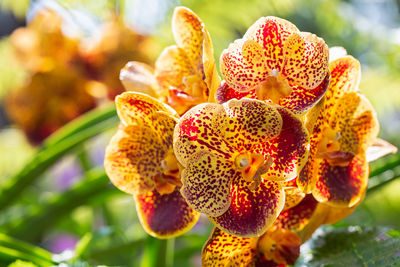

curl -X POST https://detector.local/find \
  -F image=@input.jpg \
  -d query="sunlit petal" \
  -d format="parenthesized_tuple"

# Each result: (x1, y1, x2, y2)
(209, 178, 285, 237)
(135, 188, 200, 238)
(313, 153, 368, 207)
(202, 227, 258, 267)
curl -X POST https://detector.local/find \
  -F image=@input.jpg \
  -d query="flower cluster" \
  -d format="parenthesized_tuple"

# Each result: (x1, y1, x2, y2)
(104, 6, 397, 266)
(5, 9, 152, 144)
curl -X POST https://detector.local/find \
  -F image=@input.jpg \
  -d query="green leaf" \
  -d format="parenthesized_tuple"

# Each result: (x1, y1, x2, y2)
(5, 168, 122, 242)
(0, 105, 118, 211)
(301, 226, 400, 266)
(0, 234, 56, 266)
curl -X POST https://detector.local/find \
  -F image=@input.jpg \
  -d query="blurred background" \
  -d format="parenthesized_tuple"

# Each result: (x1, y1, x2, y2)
(0, 0, 399, 266)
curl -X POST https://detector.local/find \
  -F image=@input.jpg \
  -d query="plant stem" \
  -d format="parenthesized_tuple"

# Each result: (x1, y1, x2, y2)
(141, 237, 173, 267)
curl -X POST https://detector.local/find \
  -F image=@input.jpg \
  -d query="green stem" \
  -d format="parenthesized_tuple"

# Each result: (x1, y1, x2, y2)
(5, 169, 121, 242)
(141, 237, 171, 267)
(0, 113, 118, 211)
(165, 238, 175, 267)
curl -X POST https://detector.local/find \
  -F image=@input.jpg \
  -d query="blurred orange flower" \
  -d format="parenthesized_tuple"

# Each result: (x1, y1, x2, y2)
(5, 8, 153, 144)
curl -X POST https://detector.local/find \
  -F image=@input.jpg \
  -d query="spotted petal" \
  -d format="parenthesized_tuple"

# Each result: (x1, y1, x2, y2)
(180, 151, 236, 217)
(330, 92, 379, 153)
(323, 56, 361, 117)
(135, 187, 200, 238)
(116, 92, 177, 126)
(215, 80, 257, 104)
(244, 16, 299, 72)
(209, 178, 285, 237)
(275, 194, 318, 231)
(254, 107, 309, 182)
(279, 72, 330, 114)
(282, 32, 329, 90)
(313, 152, 368, 207)
(202, 227, 258, 267)
(220, 39, 264, 92)
(173, 102, 233, 166)
(104, 125, 163, 195)
(172, 6, 204, 68)
(222, 98, 283, 148)
(155, 45, 194, 92)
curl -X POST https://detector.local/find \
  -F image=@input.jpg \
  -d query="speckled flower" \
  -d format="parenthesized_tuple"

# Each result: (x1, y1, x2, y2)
(297, 55, 385, 208)
(202, 192, 357, 266)
(217, 16, 329, 114)
(120, 6, 220, 115)
(173, 98, 309, 237)
(104, 92, 199, 238)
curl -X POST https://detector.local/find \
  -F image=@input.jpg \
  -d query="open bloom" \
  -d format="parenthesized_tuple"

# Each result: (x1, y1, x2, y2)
(104, 92, 199, 238)
(297, 55, 381, 207)
(120, 6, 220, 115)
(202, 193, 314, 266)
(202, 191, 357, 266)
(218, 16, 329, 114)
(174, 98, 309, 237)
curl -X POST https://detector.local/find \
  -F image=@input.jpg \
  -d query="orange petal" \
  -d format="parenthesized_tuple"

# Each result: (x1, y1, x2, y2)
(180, 151, 236, 217)
(115, 92, 177, 126)
(135, 187, 200, 238)
(275, 194, 318, 231)
(313, 152, 369, 207)
(104, 125, 164, 195)
(119, 61, 159, 98)
(330, 92, 379, 154)
(172, 6, 204, 68)
(203, 24, 221, 103)
(282, 186, 306, 211)
(222, 98, 283, 147)
(366, 138, 398, 162)
(244, 16, 299, 72)
(220, 39, 264, 92)
(282, 32, 329, 90)
(297, 161, 314, 194)
(323, 56, 361, 117)
(155, 45, 194, 92)
(173, 103, 233, 166)
(202, 227, 258, 267)
(209, 178, 285, 237)
(279, 72, 330, 114)
(215, 80, 257, 104)
(254, 106, 310, 182)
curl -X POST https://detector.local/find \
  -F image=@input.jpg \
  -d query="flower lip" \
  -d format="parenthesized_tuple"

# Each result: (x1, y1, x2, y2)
(234, 152, 274, 188)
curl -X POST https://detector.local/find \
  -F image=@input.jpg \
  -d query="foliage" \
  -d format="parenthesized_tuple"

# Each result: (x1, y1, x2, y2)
(300, 226, 400, 266)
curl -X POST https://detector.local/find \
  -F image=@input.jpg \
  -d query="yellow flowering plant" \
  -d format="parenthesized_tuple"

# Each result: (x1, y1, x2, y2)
(103, 5, 397, 266)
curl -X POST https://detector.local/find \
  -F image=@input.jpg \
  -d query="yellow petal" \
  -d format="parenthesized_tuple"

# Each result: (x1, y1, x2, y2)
(202, 227, 258, 267)
(172, 6, 204, 68)
(104, 125, 163, 195)
(180, 151, 235, 217)
(135, 188, 200, 238)
(283, 32, 329, 90)
(119, 61, 159, 98)
(155, 45, 194, 93)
